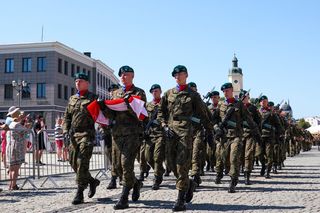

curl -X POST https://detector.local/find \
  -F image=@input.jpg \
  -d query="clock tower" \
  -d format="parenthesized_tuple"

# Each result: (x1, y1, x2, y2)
(228, 54, 243, 98)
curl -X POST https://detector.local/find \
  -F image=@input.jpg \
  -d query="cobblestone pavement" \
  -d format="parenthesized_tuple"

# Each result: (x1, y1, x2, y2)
(1, 147, 320, 213)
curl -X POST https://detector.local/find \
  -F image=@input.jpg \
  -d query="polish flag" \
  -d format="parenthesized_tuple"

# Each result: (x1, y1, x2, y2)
(87, 96, 148, 125)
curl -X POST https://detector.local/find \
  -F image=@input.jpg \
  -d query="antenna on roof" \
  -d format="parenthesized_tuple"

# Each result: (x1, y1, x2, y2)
(41, 25, 44, 42)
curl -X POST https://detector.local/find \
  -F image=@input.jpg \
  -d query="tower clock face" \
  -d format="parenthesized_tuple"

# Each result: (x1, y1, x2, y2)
(234, 80, 238, 84)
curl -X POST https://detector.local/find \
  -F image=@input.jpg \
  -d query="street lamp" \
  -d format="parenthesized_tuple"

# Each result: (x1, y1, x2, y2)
(12, 80, 28, 108)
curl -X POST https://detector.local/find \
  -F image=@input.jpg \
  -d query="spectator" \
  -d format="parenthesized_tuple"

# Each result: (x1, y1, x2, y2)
(1, 124, 7, 169)
(6, 106, 29, 190)
(33, 115, 46, 165)
(55, 118, 64, 161)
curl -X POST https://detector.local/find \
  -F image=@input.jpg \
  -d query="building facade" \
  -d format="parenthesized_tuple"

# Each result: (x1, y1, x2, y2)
(0, 41, 119, 128)
(228, 55, 243, 98)
(304, 116, 320, 127)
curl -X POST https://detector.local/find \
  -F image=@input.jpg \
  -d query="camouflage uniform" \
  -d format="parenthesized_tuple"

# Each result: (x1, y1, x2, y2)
(63, 91, 98, 189)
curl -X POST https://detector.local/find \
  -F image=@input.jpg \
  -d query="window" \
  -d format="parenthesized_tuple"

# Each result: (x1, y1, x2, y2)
(76, 66, 80, 73)
(64, 85, 68, 100)
(103, 76, 106, 89)
(4, 84, 13, 99)
(37, 57, 47, 72)
(58, 84, 62, 99)
(71, 87, 75, 96)
(58, 58, 62, 73)
(22, 58, 31, 72)
(37, 83, 46, 98)
(87, 70, 91, 82)
(83, 68, 86, 74)
(22, 85, 31, 99)
(64, 61, 68, 75)
(71, 64, 75, 77)
(5, 59, 14, 73)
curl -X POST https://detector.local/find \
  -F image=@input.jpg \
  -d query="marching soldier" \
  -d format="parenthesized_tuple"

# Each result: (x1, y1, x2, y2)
(158, 65, 213, 211)
(63, 72, 100, 205)
(144, 84, 165, 190)
(214, 83, 259, 193)
(100, 65, 146, 210)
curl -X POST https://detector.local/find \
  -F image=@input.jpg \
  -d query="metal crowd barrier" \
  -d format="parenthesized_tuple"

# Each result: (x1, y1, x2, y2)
(0, 128, 111, 190)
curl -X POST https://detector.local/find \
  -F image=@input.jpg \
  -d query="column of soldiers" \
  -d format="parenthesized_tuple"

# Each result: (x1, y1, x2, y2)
(63, 65, 314, 212)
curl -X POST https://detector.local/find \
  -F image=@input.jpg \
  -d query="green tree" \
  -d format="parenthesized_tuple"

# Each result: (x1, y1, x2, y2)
(297, 119, 311, 129)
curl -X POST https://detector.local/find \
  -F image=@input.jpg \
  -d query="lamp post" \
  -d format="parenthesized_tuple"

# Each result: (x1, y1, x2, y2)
(12, 80, 27, 108)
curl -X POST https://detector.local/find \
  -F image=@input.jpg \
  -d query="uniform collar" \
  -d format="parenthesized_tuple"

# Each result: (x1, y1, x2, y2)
(122, 84, 134, 92)
(153, 98, 161, 104)
(226, 97, 236, 104)
(176, 84, 187, 92)
(76, 90, 88, 97)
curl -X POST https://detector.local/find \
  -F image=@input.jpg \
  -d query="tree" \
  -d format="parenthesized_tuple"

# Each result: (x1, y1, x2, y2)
(297, 119, 311, 129)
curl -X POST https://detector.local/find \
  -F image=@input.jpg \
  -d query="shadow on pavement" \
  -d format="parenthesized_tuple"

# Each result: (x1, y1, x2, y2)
(189, 203, 305, 211)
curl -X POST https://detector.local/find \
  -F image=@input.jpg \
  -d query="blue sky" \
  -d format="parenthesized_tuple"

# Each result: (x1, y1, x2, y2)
(1, 0, 319, 118)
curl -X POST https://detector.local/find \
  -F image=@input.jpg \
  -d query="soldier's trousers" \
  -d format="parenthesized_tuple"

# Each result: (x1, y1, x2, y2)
(273, 142, 280, 165)
(166, 134, 192, 192)
(206, 141, 216, 170)
(216, 137, 242, 179)
(288, 139, 296, 157)
(191, 130, 205, 176)
(139, 141, 149, 173)
(260, 137, 274, 171)
(112, 134, 140, 188)
(243, 136, 255, 173)
(69, 140, 94, 189)
(145, 136, 165, 177)
(280, 140, 286, 164)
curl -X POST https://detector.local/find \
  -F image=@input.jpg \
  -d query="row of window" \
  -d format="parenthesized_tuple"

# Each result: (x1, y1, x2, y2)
(97, 72, 112, 89)
(57, 84, 75, 100)
(4, 83, 46, 99)
(5, 57, 46, 73)
(57, 58, 91, 81)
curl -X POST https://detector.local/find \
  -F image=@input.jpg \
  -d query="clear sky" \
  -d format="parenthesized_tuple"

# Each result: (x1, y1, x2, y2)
(1, 0, 319, 119)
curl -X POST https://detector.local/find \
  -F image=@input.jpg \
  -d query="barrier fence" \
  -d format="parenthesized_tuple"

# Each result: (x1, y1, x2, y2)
(0, 128, 111, 190)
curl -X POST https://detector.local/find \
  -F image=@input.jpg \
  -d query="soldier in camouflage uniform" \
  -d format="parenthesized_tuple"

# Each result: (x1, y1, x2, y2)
(258, 96, 283, 178)
(206, 91, 220, 173)
(239, 90, 261, 185)
(214, 83, 260, 193)
(63, 73, 100, 205)
(144, 84, 165, 190)
(278, 110, 289, 169)
(100, 66, 146, 210)
(158, 65, 213, 212)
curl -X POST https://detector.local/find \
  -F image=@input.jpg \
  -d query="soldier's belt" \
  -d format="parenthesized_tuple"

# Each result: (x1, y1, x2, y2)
(173, 116, 201, 124)
(263, 124, 275, 131)
(226, 120, 237, 128)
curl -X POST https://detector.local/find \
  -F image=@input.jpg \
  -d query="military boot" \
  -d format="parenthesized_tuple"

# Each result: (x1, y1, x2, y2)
(88, 178, 100, 198)
(132, 179, 143, 202)
(255, 158, 259, 166)
(206, 162, 211, 172)
(164, 168, 171, 176)
(265, 169, 271, 179)
(107, 176, 117, 189)
(185, 179, 196, 203)
(192, 174, 202, 187)
(72, 186, 84, 205)
(244, 172, 251, 185)
(215, 173, 223, 184)
(172, 190, 186, 212)
(138, 172, 145, 181)
(145, 165, 151, 178)
(113, 186, 130, 210)
(260, 164, 266, 176)
(152, 175, 163, 190)
(228, 178, 237, 193)
(272, 164, 278, 174)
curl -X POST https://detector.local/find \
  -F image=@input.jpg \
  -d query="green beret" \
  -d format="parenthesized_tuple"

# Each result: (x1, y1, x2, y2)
(220, 82, 233, 91)
(149, 84, 161, 93)
(108, 84, 120, 92)
(74, 72, 89, 81)
(268, 101, 275, 107)
(209, 91, 220, 97)
(118, 65, 134, 77)
(172, 65, 188, 77)
(188, 82, 197, 88)
(259, 95, 268, 102)
(239, 89, 249, 99)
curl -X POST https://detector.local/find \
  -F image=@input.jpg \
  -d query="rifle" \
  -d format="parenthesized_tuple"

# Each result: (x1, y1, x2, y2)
(144, 105, 159, 136)
(203, 86, 215, 104)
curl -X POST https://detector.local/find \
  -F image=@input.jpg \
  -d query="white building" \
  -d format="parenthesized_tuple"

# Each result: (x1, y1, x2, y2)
(304, 116, 320, 127)
(228, 55, 243, 98)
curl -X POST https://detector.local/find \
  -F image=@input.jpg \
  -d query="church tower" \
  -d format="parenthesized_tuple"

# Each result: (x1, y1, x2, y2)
(228, 54, 243, 98)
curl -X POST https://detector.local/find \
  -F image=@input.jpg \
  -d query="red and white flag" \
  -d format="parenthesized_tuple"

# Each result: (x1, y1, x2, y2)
(87, 95, 148, 125)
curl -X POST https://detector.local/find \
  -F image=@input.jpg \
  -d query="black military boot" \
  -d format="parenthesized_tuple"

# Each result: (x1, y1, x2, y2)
(138, 172, 145, 181)
(72, 186, 84, 205)
(260, 164, 266, 176)
(206, 162, 211, 172)
(192, 174, 202, 187)
(244, 172, 251, 185)
(113, 186, 130, 210)
(215, 173, 223, 184)
(200, 169, 205, 176)
(145, 165, 151, 178)
(132, 179, 143, 202)
(152, 175, 163, 190)
(272, 164, 278, 174)
(228, 178, 237, 193)
(107, 176, 117, 189)
(185, 179, 196, 203)
(255, 158, 259, 166)
(88, 178, 100, 198)
(172, 190, 186, 212)
(265, 169, 271, 179)
(164, 168, 171, 176)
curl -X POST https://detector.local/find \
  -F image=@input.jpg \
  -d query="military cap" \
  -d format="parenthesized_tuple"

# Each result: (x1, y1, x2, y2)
(149, 84, 161, 93)
(118, 65, 134, 77)
(268, 101, 275, 107)
(220, 82, 233, 91)
(74, 72, 89, 81)
(188, 82, 197, 88)
(259, 95, 268, 102)
(108, 84, 120, 92)
(239, 89, 249, 99)
(172, 65, 188, 77)
(209, 91, 220, 97)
